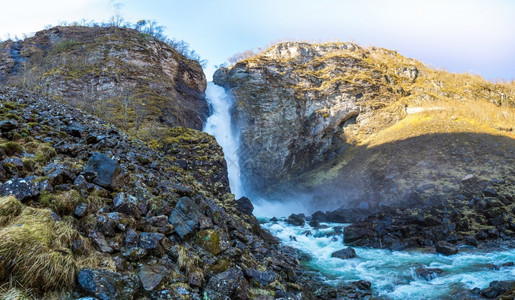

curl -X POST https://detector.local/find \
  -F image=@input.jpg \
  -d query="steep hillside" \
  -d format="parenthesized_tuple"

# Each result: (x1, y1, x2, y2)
(0, 87, 357, 299)
(214, 42, 515, 209)
(0, 26, 208, 141)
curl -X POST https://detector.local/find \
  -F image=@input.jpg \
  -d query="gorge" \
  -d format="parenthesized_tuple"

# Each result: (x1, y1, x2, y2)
(0, 24, 514, 299)
(206, 42, 515, 298)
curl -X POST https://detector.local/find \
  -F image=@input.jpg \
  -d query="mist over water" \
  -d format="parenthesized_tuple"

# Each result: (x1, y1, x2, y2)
(252, 197, 311, 218)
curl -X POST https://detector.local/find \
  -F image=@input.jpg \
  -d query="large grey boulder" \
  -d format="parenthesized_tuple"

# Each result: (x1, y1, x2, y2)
(169, 197, 203, 239)
(0, 176, 40, 201)
(204, 268, 250, 299)
(78, 268, 137, 300)
(331, 247, 357, 260)
(82, 152, 124, 190)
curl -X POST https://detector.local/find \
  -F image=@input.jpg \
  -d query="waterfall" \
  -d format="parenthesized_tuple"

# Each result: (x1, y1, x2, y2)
(204, 82, 244, 198)
(204, 82, 314, 217)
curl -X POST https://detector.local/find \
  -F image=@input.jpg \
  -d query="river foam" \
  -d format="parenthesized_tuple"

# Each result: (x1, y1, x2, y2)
(261, 219, 515, 299)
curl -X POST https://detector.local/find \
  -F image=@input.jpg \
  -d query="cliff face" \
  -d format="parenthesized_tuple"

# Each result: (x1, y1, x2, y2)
(214, 42, 515, 208)
(0, 26, 208, 139)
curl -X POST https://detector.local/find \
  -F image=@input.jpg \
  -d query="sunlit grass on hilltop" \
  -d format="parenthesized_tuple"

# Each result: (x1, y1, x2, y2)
(231, 41, 514, 145)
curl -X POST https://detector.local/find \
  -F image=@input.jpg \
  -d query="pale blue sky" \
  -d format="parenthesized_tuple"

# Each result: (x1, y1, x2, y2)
(1, 0, 514, 80)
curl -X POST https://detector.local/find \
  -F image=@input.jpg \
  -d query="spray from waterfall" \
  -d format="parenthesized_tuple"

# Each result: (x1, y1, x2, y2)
(204, 82, 244, 198)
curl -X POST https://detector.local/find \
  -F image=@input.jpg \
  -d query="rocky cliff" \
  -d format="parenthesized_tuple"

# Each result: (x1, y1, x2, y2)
(0, 26, 208, 140)
(214, 42, 515, 210)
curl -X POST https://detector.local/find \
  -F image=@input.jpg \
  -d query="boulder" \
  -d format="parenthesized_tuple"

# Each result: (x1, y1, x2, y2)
(414, 266, 444, 281)
(235, 196, 254, 215)
(243, 268, 279, 286)
(74, 203, 88, 217)
(78, 268, 137, 300)
(43, 163, 74, 185)
(138, 265, 166, 291)
(464, 235, 479, 246)
(0, 176, 40, 201)
(66, 125, 83, 138)
(309, 219, 320, 227)
(313, 280, 372, 299)
(483, 187, 498, 197)
(82, 152, 123, 190)
(147, 215, 169, 227)
(286, 213, 305, 226)
(113, 192, 144, 217)
(311, 211, 326, 222)
(139, 232, 165, 250)
(97, 213, 122, 237)
(331, 247, 357, 260)
(435, 241, 458, 255)
(169, 197, 203, 239)
(479, 280, 515, 298)
(0, 119, 18, 132)
(204, 268, 251, 299)
(89, 231, 113, 253)
(344, 225, 376, 245)
(124, 228, 139, 248)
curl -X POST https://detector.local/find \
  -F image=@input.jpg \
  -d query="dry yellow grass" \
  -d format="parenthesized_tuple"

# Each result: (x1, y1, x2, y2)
(0, 196, 99, 293)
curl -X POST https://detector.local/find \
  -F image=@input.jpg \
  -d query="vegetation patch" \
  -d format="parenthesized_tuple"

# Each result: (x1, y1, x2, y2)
(1, 142, 24, 156)
(0, 196, 97, 293)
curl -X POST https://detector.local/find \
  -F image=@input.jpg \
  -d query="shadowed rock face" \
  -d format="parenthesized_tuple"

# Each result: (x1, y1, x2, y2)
(0, 26, 208, 137)
(214, 42, 390, 194)
(307, 132, 515, 210)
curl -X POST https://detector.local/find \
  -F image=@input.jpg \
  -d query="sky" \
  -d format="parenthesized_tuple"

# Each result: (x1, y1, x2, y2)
(1, 0, 514, 81)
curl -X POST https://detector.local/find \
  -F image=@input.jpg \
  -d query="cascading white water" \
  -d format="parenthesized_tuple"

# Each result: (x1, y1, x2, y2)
(203, 81, 515, 299)
(204, 82, 244, 198)
(261, 219, 515, 299)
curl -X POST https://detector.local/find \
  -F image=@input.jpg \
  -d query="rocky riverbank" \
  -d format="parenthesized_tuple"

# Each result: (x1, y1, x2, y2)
(301, 177, 515, 252)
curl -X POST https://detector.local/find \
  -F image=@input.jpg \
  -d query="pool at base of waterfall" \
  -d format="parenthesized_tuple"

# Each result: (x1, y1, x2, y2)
(259, 218, 515, 299)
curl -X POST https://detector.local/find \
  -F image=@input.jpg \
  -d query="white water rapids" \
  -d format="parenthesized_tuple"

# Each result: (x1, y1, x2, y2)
(203, 82, 515, 299)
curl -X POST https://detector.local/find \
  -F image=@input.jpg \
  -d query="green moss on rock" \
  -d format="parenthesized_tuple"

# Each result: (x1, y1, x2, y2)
(196, 229, 221, 255)
(1, 142, 24, 156)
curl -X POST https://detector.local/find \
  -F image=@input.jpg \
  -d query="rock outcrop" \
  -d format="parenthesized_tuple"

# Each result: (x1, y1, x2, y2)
(214, 42, 515, 211)
(0, 26, 208, 139)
